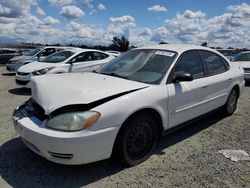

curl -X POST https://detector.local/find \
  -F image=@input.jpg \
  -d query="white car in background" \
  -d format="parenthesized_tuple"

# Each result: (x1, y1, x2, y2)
(232, 51, 250, 82)
(13, 44, 244, 167)
(15, 48, 115, 87)
(6, 46, 71, 71)
(106, 50, 121, 57)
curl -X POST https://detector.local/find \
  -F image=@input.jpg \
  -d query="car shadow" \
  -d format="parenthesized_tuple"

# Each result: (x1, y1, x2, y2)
(245, 82, 250, 87)
(1, 73, 16, 76)
(0, 138, 124, 188)
(8, 88, 31, 96)
(0, 112, 225, 188)
(155, 111, 226, 155)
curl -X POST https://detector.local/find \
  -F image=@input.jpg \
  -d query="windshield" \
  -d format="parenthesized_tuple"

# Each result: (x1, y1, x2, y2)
(26, 48, 41, 56)
(98, 49, 177, 84)
(233, 53, 250, 61)
(40, 50, 75, 63)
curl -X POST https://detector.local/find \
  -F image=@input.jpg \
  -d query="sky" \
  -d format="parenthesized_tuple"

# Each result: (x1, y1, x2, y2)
(0, 0, 250, 48)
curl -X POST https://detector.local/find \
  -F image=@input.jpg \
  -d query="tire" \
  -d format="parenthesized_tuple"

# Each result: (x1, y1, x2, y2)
(223, 89, 238, 115)
(113, 114, 158, 167)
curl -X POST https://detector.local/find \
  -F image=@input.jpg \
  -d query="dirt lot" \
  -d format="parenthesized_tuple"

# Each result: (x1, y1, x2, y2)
(0, 65, 249, 188)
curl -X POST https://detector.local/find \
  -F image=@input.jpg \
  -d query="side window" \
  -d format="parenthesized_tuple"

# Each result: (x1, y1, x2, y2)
(200, 51, 227, 75)
(73, 52, 93, 63)
(174, 51, 205, 79)
(92, 52, 108, 60)
(39, 48, 56, 56)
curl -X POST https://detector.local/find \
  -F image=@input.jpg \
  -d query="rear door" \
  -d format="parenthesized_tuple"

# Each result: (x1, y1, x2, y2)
(199, 50, 231, 111)
(69, 52, 93, 72)
(91, 52, 111, 70)
(167, 50, 211, 128)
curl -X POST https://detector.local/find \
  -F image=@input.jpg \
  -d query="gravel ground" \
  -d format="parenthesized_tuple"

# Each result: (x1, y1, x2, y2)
(0, 65, 249, 188)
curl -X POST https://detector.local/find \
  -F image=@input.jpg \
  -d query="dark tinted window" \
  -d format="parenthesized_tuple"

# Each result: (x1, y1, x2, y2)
(174, 50, 204, 79)
(2, 50, 17, 54)
(93, 52, 108, 60)
(39, 48, 56, 56)
(200, 51, 226, 75)
(233, 53, 250, 61)
(73, 52, 93, 62)
(41, 50, 74, 63)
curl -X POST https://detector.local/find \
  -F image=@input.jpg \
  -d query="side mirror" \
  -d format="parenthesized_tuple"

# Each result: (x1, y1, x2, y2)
(37, 53, 40, 60)
(172, 72, 193, 83)
(68, 58, 76, 64)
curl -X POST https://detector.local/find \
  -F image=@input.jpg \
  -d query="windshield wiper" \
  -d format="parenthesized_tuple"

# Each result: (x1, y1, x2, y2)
(100, 72, 128, 79)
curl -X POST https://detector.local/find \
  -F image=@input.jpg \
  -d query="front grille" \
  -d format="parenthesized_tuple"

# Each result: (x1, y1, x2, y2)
(6, 67, 15, 71)
(19, 98, 48, 121)
(48, 151, 73, 159)
(16, 79, 29, 85)
(243, 68, 250, 73)
(17, 71, 29, 76)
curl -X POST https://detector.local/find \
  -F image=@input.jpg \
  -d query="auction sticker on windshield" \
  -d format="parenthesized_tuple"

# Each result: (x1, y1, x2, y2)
(155, 51, 175, 57)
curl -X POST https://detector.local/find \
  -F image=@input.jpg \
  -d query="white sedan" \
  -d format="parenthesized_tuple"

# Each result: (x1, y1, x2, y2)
(13, 44, 244, 166)
(15, 48, 115, 87)
(232, 51, 250, 82)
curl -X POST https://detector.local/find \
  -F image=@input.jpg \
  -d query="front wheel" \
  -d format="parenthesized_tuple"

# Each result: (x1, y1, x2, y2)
(113, 114, 158, 167)
(223, 89, 238, 115)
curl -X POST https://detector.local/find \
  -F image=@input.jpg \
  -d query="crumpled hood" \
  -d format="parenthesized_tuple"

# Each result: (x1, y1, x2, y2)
(18, 62, 56, 73)
(31, 72, 149, 115)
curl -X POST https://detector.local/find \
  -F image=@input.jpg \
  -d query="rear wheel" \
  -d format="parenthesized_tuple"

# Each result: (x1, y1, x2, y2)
(113, 114, 158, 167)
(223, 89, 238, 115)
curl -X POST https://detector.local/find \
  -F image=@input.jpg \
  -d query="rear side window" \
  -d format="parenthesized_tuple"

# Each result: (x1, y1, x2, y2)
(174, 50, 204, 79)
(233, 53, 250, 61)
(92, 52, 109, 60)
(200, 51, 227, 75)
(73, 52, 93, 62)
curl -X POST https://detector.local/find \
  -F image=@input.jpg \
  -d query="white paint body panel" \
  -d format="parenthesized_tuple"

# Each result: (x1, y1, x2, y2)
(15, 49, 114, 88)
(13, 44, 245, 165)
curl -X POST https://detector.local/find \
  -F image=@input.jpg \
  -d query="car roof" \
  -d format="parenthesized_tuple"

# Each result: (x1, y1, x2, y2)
(60, 48, 108, 54)
(41, 46, 81, 50)
(137, 44, 219, 54)
(240, 51, 250, 54)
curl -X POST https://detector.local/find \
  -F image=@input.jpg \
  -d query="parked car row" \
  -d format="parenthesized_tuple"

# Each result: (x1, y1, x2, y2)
(232, 51, 250, 82)
(15, 48, 114, 87)
(6, 46, 75, 71)
(12, 44, 245, 167)
(0, 48, 20, 64)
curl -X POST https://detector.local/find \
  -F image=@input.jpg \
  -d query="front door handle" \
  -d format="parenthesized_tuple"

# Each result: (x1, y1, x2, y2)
(228, 78, 233, 82)
(202, 85, 209, 88)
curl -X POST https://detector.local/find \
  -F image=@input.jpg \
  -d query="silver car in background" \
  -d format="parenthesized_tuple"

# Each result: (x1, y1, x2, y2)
(6, 46, 73, 71)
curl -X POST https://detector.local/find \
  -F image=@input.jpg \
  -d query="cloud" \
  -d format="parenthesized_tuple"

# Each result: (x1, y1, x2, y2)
(80, 0, 93, 8)
(110, 15, 135, 23)
(1, 2, 250, 48)
(41, 16, 60, 25)
(183, 10, 206, 19)
(0, 0, 37, 18)
(36, 7, 46, 16)
(60, 6, 85, 19)
(48, 0, 73, 7)
(148, 5, 167, 12)
(227, 3, 250, 18)
(98, 3, 106, 10)
(139, 28, 152, 36)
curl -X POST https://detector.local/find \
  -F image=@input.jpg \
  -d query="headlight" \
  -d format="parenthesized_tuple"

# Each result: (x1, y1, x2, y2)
(32, 67, 54, 76)
(46, 111, 101, 131)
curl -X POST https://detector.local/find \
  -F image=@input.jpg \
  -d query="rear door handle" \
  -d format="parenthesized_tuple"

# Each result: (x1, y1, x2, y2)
(228, 78, 233, 82)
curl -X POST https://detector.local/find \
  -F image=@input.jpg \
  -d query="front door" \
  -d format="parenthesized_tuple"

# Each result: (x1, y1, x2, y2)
(167, 50, 210, 128)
